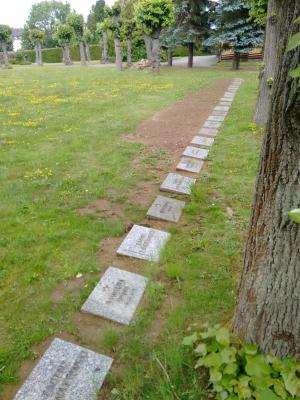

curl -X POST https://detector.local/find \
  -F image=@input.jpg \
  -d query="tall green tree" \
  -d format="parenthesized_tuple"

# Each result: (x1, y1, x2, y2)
(104, 3, 123, 70)
(174, 0, 212, 68)
(53, 23, 74, 65)
(207, 0, 264, 69)
(134, 0, 174, 71)
(247, 0, 268, 26)
(0, 25, 12, 68)
(83, 28, 94, 63)
(120, 0, 135, 67)
(87, 0, 106, 35)
(23, 1, 71, 49)
(234, 0, 300, 359)
(29, 29, 45, 65)
(160, 26, 179, 66)
(96, 20, 110, 64)
(67, 13, 86, 65)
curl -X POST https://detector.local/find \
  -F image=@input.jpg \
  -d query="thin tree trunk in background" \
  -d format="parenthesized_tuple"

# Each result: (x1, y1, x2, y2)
(143, 33, 152, 60)
(1, 43, 9, 68)
(79, 41, 86, 66)
(35, 43, 39, 64)
(232, 51, 240, 70)
(233, 0, 300, 360)
(85, 43, 91, 63)
(151, 32, 160, 72)
(64, 46, 72, 66)
(102, 31, 109, 64)
(127, 37, 132, 67)
(168, 49, 173, 66)
(253, 0, 280, 128)
(38, 42, 43, 65)
(187, 42, 193, 68)
(114, 37, 122, 70)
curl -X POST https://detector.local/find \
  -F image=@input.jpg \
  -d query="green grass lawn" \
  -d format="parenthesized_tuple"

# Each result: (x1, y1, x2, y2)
(0, 65, 260, 397)
(215, 60, 261, 70)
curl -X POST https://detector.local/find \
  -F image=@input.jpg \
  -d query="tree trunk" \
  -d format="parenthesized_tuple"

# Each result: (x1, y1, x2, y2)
(127, 38, 132, 67)
(143, 33, 152, 61)
(232, 51, 240, 70)
(151, 32, 160, 72)
(35, 43, 39, 64)
(114, 37, 122, 70)
(167, 50, 173, 66)
(187, 42, 193, 68)
(85, 43, 91, 63)
(1, 43, 9, 68)
(233, 0, 300, 360)
(79, 41, 86, 66)
(101, 32, 109, 64)
(253, 0, 280, 128)
(38, 42, 43, 65)
(63, 46, 72, 66)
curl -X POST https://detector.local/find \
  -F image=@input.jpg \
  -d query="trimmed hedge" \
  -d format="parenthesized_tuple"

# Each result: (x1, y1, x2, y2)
(16, 44, 102, 63)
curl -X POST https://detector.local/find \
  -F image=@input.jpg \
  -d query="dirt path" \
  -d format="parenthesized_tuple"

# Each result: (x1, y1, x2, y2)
(2, 77, 231, 400)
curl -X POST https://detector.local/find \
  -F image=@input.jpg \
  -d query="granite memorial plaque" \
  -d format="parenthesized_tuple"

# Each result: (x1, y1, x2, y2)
(117, 224, 170, 262)
(14, 338, 113, 400)
(147, 195, 185, 223)
(191, 136, 214, 146)
(198, 127, 219, 137)
(214, 105, 230, 112)
(176, 157, 204, 173)
(208, 115, 225, 122)
(183, 146, 209, 160)
(160, 173, 196, 195)
(203, 120, 222, 129)
(81, 267, 147, 325)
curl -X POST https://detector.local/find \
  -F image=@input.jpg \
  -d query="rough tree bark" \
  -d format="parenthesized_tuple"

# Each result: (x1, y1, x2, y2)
(167, 49, 173, 66)
(35, 41, 42, 65)
(38, 42, 43, 65)
(151, 31, 160, 72)
(1, 43, 9, 68)
(254, 0, 280, 128)
(79, 41, 86, 66)
(143, 33, 152, 61)
(63, 46, 72, 66)
(127, 37, 132, 67)
(114, 37, 122, 70)
(233, 0, 300, 360)
(102, 32, 109, 64)
(85, 43, 91, 63)
(187, 42, 193, 68)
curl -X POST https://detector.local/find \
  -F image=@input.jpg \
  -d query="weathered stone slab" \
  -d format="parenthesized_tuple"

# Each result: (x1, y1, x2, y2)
(214, 105, 230, 112)
(203, 120, 222, 129)
(212, 109, 228, 116)
(219, 102, 232, 107)
(220, 97, 233, 102)
(224, 92, 235, 97)
(191, 136, 214, 146)
(183, 146, 209, 160)
(199, 127, 219, 137)
(14, 338, 113, 400)
(176, 157, 204, 173)
(208, 115, 225, 122)
(160, 173, 196, 195)
(81, 267, 147, 325)
(117, 224, 170, 262)
(147, 195, 185, 222)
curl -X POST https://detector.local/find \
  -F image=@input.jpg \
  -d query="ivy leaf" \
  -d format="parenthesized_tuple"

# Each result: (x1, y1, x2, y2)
(195, 343, 207, 356)
(288, 209, 300, 223)
(273, 381, 288, 399)
(216, 327, 230, 346)
(281, 371, 299, 396)
(244, 343, 258, 355)
(182, 332, 198, 346)
(210, 367, 223, 382)
(204, 352, 223, 368)
(245, 355, 272, 377)
(287, 32, 300, 51)
(224, 362, 238, 375)
(254, 385, 281, 400)
(290, 66, 300, 79)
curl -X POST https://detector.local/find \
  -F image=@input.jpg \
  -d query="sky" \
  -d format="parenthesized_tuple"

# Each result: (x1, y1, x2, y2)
(1, 0, 115, 28)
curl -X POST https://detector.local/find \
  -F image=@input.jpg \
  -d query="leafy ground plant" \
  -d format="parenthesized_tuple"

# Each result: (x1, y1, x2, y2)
(183, 325, 300, 400)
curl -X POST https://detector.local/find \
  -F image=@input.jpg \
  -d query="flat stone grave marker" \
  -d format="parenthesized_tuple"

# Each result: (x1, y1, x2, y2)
(199, 127, 219, 137)
(160, 173, 196, 195)
(176, 157, 204, 173)
(212, 109, 228, 116)
(219, 102, 232, 107)
(147, 195, 185, 223)
(81, 267, 147, 325)
(214, 105, 230, 112)
(14, 338, 113, 400)
(183, 146, 209, 160)
(220, 97, 233, 102)
(117, 224, 170, 262)
(191, 136, 214, 146)
(208, 115, 225, 122)
(203, 120, 222, 129)
(224, 92, 235, 97)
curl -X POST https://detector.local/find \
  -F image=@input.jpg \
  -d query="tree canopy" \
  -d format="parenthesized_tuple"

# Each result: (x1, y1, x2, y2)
(134, 0, 174, 36)
(87, 0, 106, 35)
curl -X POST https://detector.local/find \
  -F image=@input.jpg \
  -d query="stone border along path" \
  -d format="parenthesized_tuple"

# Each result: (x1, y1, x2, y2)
(14, 78, 243, 399)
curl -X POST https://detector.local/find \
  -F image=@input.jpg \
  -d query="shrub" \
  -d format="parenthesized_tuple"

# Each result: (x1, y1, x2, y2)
(183, 324, 300, 399)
